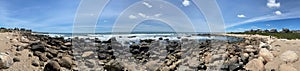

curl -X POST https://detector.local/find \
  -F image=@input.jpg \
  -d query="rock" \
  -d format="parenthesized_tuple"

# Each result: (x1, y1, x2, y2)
(81, 51, 94, 58)
(228, 64, 243, 71)
(259, 48, 274, 62)
(280, 50, 299, 63)
(15, 52, 22, 56)
(39, 53, 48, 62)
(244, 59, 264, 71)
(104, 60, 124, 71)
(44, 61, 61, 71)
(16, 46, 24, 51)
(46, 53, 54, 59)
(279, 64, 297, 71)
(265, 59, 283, 71)
(47, 49, 58, 56)
(30, 43, 46, 52)
(85, 59, 95, 68)
(32, 60, 40, 66)
(0, 53, 13, 69)
(210, 55, 223, 63)
(259, 42, 271, 49)
(64, 42, 72, 46)
(59, 56, 73, 69)
(245, 48, 256, 53)
(13, 57, 21, 62)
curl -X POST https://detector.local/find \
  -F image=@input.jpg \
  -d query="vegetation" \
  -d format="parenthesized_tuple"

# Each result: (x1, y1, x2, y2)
(229, 28, 300, 39)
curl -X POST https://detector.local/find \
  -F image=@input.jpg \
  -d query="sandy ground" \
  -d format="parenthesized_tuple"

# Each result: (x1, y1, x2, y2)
(0, 33, 41, 71)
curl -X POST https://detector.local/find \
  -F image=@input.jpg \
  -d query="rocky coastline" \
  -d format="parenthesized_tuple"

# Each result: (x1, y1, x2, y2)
(0, 29, 299, 71)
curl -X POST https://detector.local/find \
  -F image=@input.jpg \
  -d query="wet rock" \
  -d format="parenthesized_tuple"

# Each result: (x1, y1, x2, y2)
(244, 59, 264, 71)
(259, 48, 274, 62)
(13, 57, 21, 62)
(0, 53, 13, 69)
(59, 56, 73, 69)
(44, 61, 61, 71)
(279, 64, 297, 71)
(280, 50, 299, 63)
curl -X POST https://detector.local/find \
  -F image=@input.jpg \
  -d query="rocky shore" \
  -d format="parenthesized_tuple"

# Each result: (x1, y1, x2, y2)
(0, 30, 299, 71)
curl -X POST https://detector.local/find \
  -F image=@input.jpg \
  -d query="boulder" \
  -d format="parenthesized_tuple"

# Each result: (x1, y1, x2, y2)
(279, 64, 297, 71)
(58, 56, 73, 69)
(44, 61, 61, 71)
(259, 48, 274, 62)
(280, 50, 299, 63)
(0, 53, 13, 69)
(244, 59, 264, 71)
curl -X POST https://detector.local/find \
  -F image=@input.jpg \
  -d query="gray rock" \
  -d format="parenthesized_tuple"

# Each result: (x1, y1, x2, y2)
(0, 53, 13, 69)
(280, 50, 299, 63)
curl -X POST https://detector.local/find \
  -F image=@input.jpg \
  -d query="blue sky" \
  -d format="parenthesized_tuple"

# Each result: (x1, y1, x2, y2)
(0, 0, 299, 33)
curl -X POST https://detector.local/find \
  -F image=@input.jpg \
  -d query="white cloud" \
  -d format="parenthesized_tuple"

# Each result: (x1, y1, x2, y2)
(237, 14, 246, 18)
(128, 15, 137, 19)
(274, 10, 282, 15)
(154, 13, 162, 17)
(266, 24, 271, 26)
(142, 2, 152, 8)
(267, 0, 280, 8)
(227, 11, 300, 28)
(182, 0, 190, 7)
(138, 13, 149, 18)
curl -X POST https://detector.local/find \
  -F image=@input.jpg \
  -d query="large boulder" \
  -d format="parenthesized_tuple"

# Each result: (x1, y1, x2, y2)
(280, 50, 299, 63)
(244, 59, 264, 71)
(259, 48, 274, 62)
(0, 53, 13, 69)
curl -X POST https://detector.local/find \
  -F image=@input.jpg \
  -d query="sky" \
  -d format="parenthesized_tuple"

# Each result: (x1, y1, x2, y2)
(0, 0, 299, 33)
